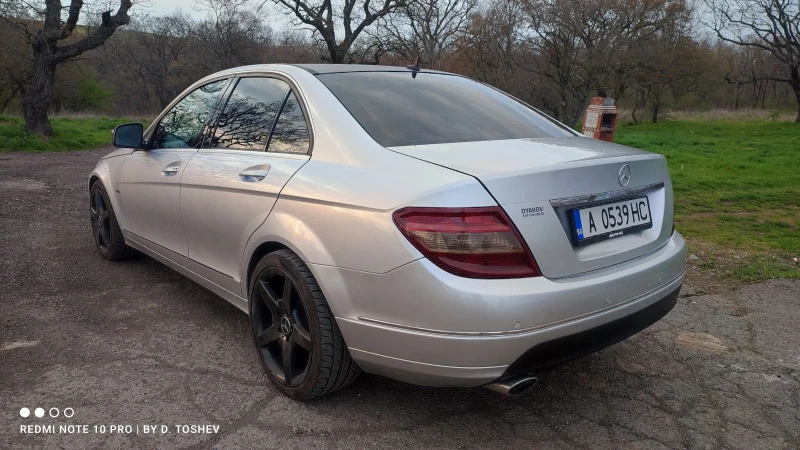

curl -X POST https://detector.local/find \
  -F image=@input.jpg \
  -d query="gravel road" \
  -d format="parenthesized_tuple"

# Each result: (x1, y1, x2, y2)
(1, 149, 798, 449)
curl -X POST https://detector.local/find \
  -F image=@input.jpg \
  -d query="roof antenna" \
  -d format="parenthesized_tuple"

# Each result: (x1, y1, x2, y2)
(406, 56, 420, 78)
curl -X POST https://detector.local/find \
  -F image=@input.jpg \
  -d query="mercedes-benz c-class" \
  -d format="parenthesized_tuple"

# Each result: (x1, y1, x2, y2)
(89, 64, 686, 399)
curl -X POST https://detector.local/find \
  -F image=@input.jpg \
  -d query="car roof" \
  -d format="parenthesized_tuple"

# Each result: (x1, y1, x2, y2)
(291, 64, 451, 76)
(194, 64, 455, 86)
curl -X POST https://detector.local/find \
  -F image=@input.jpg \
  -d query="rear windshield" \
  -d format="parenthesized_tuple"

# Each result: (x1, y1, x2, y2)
(316, 71, 573, 147)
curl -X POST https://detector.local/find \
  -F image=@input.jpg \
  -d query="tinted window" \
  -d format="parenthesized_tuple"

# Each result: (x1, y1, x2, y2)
(317, 72, 573, 147)
(211, 77, 289, 150)
(151, 80, 227, 149)
(268, 91, 310, 154)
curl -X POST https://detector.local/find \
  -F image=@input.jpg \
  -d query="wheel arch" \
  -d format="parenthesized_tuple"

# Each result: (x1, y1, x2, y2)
(89, 174, 101, 191)
(88, 157, 129, 231)
(244, 240, 291, 298)
(239, 202, 338, 300)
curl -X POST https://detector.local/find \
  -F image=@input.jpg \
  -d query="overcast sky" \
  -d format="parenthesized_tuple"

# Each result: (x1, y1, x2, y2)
(137, 0, 208, 19)
(133, 0, 298, 30)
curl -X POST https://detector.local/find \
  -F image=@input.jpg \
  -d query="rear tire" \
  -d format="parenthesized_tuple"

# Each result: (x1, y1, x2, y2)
(249, 249, 361, 400)
(89, 181, 131, 261)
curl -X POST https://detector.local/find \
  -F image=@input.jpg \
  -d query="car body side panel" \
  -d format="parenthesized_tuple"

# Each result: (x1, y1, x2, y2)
(89, 155, 129, 229)
(123, 230, 248, 312)
(99, 147, 135, 161)
(180, 149, 309, 293)
(240, 156, 495, 299)
(118, 149, 197, 256)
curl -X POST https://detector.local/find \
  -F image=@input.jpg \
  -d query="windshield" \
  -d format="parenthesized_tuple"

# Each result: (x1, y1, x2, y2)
(316, 71, 574, 147)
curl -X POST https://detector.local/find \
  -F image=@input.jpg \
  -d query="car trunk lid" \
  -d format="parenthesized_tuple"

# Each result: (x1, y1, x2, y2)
(389, 137, 675, 278)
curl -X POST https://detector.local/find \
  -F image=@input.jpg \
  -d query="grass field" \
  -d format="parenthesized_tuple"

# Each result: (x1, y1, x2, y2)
(615, 120, 800, 283)
(1, 114, 798, 283)
(0, 115, 149, 152)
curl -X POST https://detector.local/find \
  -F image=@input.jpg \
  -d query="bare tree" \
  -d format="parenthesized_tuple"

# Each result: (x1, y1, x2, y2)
(0, 4, 32, 111)
(374, 0, 475, 69)
(522, 0, 691, 126)
(193, 0, 274, 72)
(115, 12, 193, 109)
(2, 0, 133, 134)
(721, 44, 784, 109)
(628, 1, 705, 122)
(706, 0, 800, 122)
(459, 0, 526, 91)
(269, 0, 405, 63)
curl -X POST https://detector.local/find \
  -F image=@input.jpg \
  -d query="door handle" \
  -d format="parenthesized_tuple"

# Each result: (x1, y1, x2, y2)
(162, 161, 181, 176)
(239, 166, 270, 182)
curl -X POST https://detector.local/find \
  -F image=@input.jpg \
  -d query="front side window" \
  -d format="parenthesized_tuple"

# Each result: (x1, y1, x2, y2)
(317, 72, 573, 147)
(268, 91, 310, 154)
(151, 80, 227, 149)
(211, 77, 289, 150)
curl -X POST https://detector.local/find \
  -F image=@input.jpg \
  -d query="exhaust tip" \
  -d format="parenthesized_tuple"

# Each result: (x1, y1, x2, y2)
(484, 374, 538, 395)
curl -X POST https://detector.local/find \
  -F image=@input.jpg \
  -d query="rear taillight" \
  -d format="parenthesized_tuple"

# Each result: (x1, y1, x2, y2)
(392, 207, 541, 279)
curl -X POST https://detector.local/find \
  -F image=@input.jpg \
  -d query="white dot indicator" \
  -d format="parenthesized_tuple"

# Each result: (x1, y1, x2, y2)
(34, 408, 45, 418)
(20, 407, 30, 418)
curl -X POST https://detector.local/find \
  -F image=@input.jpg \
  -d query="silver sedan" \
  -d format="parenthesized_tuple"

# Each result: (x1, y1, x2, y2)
(89, 64, 686, 399)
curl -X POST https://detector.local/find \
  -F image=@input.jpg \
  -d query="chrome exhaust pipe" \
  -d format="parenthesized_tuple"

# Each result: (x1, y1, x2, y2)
(484, 374, 538, 395)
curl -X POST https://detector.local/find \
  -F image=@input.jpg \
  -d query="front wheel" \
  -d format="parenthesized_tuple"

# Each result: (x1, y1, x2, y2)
(89, 182, 131, 261)
(249, 250, 361, 399)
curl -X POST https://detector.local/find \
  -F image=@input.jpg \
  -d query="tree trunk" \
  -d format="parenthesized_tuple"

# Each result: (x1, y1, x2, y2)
(631, 104, 640, 125)
(790, 66, 800, 124)
(324, 34, 345, 64)
(327, 44, 344, 63)
(652, 102, 660, 123)
(794, 89, 800, 124)
(22, 51, 57, 136)
(630, 89, 641, 125)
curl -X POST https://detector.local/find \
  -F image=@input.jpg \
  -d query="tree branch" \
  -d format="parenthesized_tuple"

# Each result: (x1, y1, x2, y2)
(54, 0, 133, 62)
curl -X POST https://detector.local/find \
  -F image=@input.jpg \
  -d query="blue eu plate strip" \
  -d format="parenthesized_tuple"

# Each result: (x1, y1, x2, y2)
(573, 210, 584, 239)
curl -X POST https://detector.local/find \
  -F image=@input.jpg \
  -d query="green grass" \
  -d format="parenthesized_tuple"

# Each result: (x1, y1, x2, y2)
(615, 120, 800, 283)
(0, 115, 149, 152)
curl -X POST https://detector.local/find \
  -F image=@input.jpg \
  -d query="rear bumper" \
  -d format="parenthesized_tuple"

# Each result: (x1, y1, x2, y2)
(313, 232, 686, 387)
(502, 285, 679, 377)
(340, 274, 682, 387)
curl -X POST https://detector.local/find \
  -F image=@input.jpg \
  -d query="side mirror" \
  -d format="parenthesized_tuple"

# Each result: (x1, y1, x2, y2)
(112, 123, 144, 149)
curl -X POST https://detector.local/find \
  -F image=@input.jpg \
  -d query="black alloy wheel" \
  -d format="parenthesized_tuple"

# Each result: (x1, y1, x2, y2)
(90, 187, 112, 252)
(251, 267, 313, 388)
(249, 250, 361, 399)
(89, 182, 131, 261)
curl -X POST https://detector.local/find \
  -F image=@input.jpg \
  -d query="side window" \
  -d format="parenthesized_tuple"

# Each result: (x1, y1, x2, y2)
(268, 91, 310, 154)
(151, 80, 227, 149)
(211, 77, 289, 150)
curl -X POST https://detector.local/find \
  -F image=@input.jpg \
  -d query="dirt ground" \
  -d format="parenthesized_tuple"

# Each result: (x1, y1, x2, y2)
(1, 149, 798, 449)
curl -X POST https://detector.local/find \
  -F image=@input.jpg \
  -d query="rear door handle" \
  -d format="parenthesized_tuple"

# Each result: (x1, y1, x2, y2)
(162, 161, 181, 176)
(239, 166, 270, 182)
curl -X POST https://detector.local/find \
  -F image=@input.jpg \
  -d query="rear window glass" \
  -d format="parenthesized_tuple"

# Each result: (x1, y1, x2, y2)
(317, 72, 573, 147)
(212, 77, 289, 150)
(268, 91, 310, 154)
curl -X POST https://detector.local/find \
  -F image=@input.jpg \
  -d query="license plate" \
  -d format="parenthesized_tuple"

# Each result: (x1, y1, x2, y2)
(572, 197, 652, 246)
